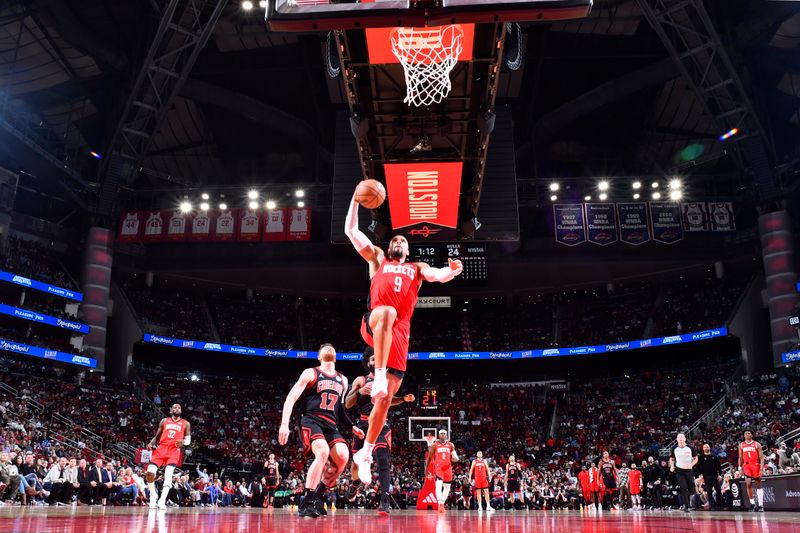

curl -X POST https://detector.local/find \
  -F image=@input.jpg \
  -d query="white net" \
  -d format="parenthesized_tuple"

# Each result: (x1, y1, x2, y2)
(391, 25, 464, 107)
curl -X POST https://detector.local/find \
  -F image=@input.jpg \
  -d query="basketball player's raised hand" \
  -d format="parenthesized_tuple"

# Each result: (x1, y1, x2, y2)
(278, 424, 291, 445)
(403, 394, 415, 403)
(448, 258, 463, 272)
(352, 426, 365, 439)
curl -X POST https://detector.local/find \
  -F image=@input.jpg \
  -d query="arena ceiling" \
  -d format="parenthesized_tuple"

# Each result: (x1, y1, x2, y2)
(0, 0, 798, 222)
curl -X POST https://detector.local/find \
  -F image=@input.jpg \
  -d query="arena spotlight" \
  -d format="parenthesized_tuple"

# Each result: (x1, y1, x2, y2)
(266, 200, 277, 210)
(719, 127, 739, 141)
(89, 151, 102, 160)
(201, 193, 210, 200)
(297, 201, 306, 208)
(549, 182, 559, 192)
(219, 203, 228, 211)
(651, 182, 659, 189)
(669, 190, 682, 201)
(584, 195, 591, 201)
(248, 200, 259, 210)
(598, 180, 609, 191)
(652, 192, 662, 200)
(259, 0, 267, 7)
(632, 181, 641, 190)
(200, 202, 209, 211)
(295, 189, 305, 198)
(190, 374, 199, 382)
(599, 193, 608, 201)
(179, 201, 192, 213)
(242, 1, 253, 10)
(669, 179, 681, 190)
(247, 190, 259, 200)
(550, 195, 557, 201)
(633, 193, 640, 199)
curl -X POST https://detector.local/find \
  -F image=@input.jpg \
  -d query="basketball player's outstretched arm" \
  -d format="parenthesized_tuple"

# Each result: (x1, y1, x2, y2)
(425, 444, 436, 470)
(278, 368, 315, 445)
(147, 418, 165, 449)
(418, 259, 463, 283)
(345, 193, 383, 272)
(468, 460, 475, 482)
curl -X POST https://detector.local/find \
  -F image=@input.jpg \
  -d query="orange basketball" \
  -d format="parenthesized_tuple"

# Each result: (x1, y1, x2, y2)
(354, 179, 386, 209)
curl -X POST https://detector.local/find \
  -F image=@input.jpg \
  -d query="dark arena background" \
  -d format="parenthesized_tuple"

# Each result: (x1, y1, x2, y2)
(0, 0, 799, 531)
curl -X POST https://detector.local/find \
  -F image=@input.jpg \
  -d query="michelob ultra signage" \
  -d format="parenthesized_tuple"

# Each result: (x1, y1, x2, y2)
(384, 162, 462, 241)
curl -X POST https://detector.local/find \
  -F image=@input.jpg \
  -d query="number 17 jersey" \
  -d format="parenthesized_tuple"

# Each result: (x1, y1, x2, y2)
(300, 367, 346, 424)
(369, 259, 421, 323)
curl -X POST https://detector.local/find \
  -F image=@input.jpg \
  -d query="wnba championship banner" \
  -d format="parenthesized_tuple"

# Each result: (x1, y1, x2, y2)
(117, 208, 311, 244)
(585, 203, 618, 245)
(553, 204, 587, 246)
(384, 162, 462, 241)
(649, 203, 684, 244)
(617, 203, 651, 245)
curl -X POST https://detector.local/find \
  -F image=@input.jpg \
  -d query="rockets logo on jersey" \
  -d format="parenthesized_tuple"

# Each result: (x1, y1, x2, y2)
(159, 418, 186, 447)
(369, 260, 421, 322)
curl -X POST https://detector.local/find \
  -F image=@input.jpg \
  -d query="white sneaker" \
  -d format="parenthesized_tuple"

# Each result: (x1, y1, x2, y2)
(157, 501, 167, 510)
(352, 447, 373, 484)
(487, 505, 495, 512)
(149, 499, 157, 509)
(370, 371, 388, 399)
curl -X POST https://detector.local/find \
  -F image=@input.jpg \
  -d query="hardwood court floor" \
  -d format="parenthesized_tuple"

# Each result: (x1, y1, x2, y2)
(0, 506, 797, 533)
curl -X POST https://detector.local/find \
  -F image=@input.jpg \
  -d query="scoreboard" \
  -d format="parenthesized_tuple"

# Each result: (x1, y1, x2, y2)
(419, 385, 440, 411)
(409, 243, 488, 284)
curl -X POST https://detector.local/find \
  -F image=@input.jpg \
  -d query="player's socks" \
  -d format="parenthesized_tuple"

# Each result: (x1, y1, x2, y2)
(314, 484, 328, 516)
(347, 481, 360, 500)
(756, 488, 764, 507)
(371, 368, 388, 399)
(148, 483, 157, 508)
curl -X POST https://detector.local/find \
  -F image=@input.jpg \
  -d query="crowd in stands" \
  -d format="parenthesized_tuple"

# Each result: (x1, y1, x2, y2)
(1, 236, 76, 290)
(123, 280, 209, 340)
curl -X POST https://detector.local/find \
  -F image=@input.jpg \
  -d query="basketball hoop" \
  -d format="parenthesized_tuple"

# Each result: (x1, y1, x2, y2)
(423, 434, 435, 447)
(391, 25, 464, 107)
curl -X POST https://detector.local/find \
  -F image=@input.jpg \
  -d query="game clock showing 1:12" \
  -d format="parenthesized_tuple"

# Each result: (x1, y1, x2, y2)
(409, 243, 487, 284)
(419, 386, 439, 411)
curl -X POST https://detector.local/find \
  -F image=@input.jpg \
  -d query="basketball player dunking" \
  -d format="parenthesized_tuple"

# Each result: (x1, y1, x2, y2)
(345, 187, 463, 483)
(278, 344, 365, 518)
(426, 429, 459, 513)
(468, 451, 494, 511)
(146, 403, 191, 509)
(263, 453, 281, 510)
(739, 429, 765, 512)
(345, 347, 414, 516)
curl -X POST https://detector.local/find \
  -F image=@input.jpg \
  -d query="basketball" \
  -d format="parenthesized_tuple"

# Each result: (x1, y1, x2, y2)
(354, 179, 386, 209)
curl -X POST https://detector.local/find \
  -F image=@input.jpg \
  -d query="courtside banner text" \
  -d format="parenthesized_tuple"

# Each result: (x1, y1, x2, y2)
(0, 338, 96, 368)
(384, 162, 462, 237)
(782, 350, 800, 364)
(0, 303, 89, 334)
(144, 327, 727, 361)
(0, 270, 83, 302)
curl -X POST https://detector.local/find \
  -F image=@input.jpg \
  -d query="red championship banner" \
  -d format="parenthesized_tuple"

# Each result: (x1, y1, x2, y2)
(237, 208, 262, 242)
(117, 211, 142, 243)
(263, 208, 287, 242)
(384, 162, 462, 238)
(213, 209, 236, 242)
(190, 210, 213, 242)
(165, 210, 188, 242)
(288, 208, 312, 241)
(142, 211, 165, 243)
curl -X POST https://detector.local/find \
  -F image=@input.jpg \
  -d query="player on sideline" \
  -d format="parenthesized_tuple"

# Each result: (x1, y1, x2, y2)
(739, 429, 765, 512)
(278, 344, 365, 518)
(599, 451, 618, 510)
(345, 186, 463, 482)
(505, 455, 524, 510)
(345, 347, 414, 516)
(146, 403, 191, 509)
(263, 453, 281, 509)
(426, 429, 459, 513)
(468, 451, 494, 511)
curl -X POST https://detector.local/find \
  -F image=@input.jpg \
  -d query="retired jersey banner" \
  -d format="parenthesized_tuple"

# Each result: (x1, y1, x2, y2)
(165, 210, 188, 242)
(288, 208, 311, 241)
(616, 203, 651, 245)
(142, 211, 165, 243)
(117, 211, 142, 243)
(681, 202, 710, 232)
(585, 203, 618, 246)
(709, 202, 736, 232)
(190, 210, 213, 242)
(213, 209, 236, 241)
(650, 203, 683, 244)
(237, 209, 262, 242)
(384, 162, 462, 240)
(553, 204, 586, 246)
(263, 208, 287, 242)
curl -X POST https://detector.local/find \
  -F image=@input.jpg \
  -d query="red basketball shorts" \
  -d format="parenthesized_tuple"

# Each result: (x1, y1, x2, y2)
(743, 463, 761, 479)
(150, 444, 182, 467)
(361, 312, 411, 373)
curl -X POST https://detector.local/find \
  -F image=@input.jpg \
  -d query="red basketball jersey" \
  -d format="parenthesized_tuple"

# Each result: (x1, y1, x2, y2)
(433, 441, 454, 466)
(741, 441, 760, 464)
(473, 459, 489, 484)
(369, 259, 420, 323)
(159, 418, 187, 448)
